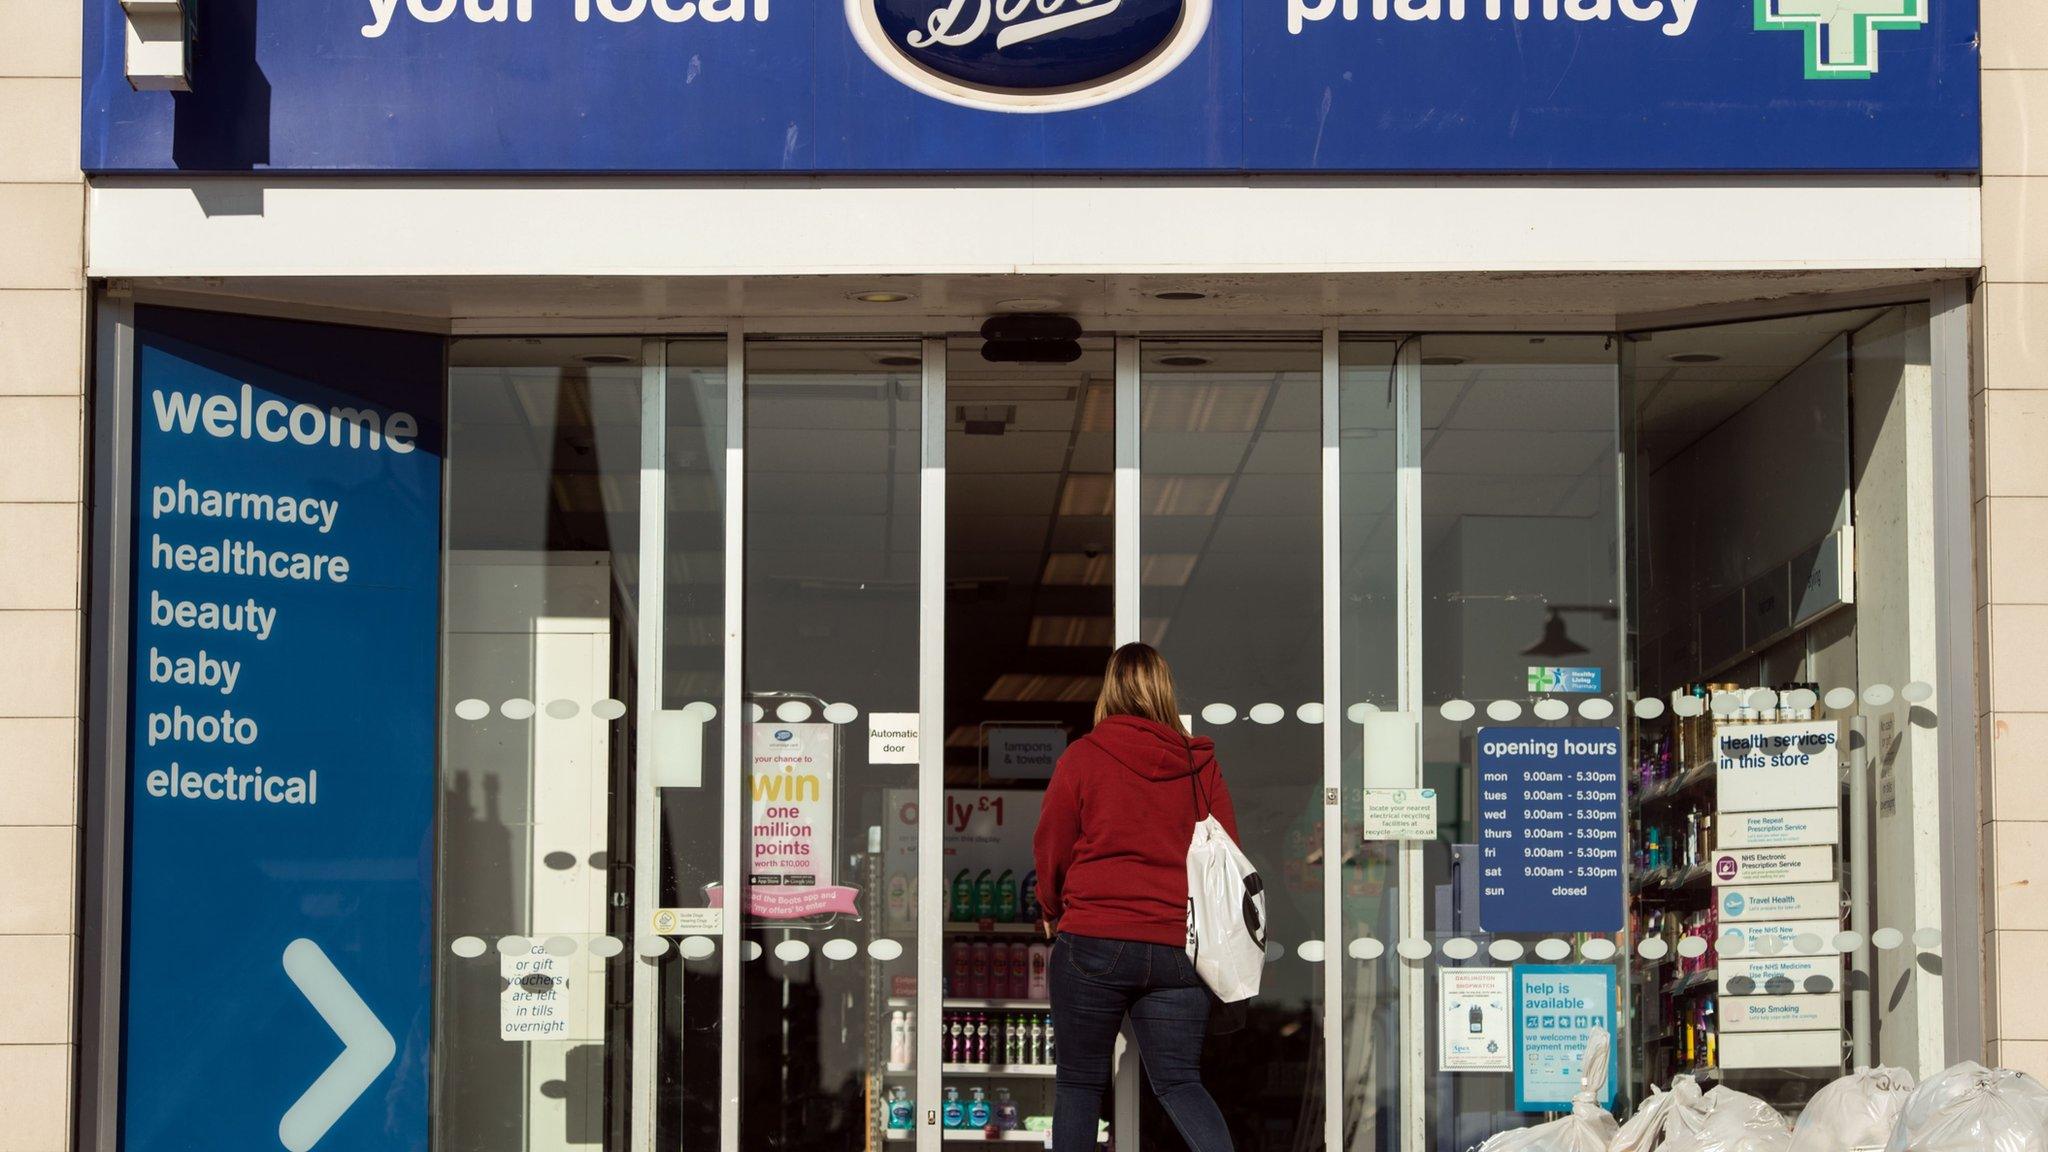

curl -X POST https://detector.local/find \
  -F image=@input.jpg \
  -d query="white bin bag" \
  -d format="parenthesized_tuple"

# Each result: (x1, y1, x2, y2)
(1790, 1067, 1915, 1152)
(1682, 1086, 1794, 1152)
(1184, 809, 1265, 1003)
(1884, 1063, 2048, 1152)
(1613, 1075, 1709, 1152)
(1470, 1033, 1619, 1152)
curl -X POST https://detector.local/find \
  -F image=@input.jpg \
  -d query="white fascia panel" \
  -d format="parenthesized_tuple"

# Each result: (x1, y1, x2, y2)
(88, 178, 1981, 280)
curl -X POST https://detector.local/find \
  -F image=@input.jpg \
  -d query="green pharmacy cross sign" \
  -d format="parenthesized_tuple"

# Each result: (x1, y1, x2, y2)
(1757, 0, 1930, 80)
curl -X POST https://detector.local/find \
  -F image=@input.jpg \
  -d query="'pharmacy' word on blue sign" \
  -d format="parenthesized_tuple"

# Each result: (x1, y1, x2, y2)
(124, 307, 442, 1152)
(1477, 727, 1624, 934)
(80, 0, 1978, 172)
(1514, 965, 1616, 1112)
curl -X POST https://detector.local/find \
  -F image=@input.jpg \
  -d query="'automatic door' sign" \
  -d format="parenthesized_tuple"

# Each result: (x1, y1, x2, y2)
(847, 0, 1212, 111)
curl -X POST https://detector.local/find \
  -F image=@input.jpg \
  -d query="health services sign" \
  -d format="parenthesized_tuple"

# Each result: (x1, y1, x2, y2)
(82, 0, 1977, 172)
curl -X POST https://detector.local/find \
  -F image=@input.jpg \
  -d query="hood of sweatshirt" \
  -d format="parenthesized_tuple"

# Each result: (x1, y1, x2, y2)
(1081, 714, 1217, 782)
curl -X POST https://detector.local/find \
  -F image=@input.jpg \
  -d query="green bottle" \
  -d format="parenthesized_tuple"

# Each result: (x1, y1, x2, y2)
(950, 870, 975, 921)
(995, 870, 1017, 925)
(973, 869, 996, 920)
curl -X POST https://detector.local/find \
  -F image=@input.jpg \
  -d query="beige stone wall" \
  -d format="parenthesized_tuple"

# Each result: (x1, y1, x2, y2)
(1981, 0, 2048, 1081)
(0, 0, 86, 1149)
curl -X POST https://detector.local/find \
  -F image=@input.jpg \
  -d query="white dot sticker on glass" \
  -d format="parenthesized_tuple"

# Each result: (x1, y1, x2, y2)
(1710, 692, 1739, 717)
(1264, 941, 1285, 964)
(1676, 937, 1709, 960)
(678, 937, 715, 960)
(500, 698, 536, 720)
(1441, 938, 1479, 961)
(1673, 695, 1704, 718)
(1637, 938, 1670, 961)
(1534, 939, 1572, 961)
(1489, 940, 1526, 962)
(1823, 687, 1858, 711)
(774, 940, 811, 963)
(545, 935, 578, 957)
(684, 700, 720, 723)
(1486, 700, 1523, 722)
(1863, 684, 1896, 707)
(545, 698, 580, 720)
(821, 939, 859, 962)
(1633, 697, 1666, 720)
(1782, 687, 1818, 711)
(1581, 939, 1618, 962)
(637, 936, 673, 958)
(1249, 703, 1284, 725)
(821, 702, 857, 725)
(1913, 928, 1943, 950)
(868, 939, 905, 962)
(592, 698, 628, 721)
(496, 935, 531, 956)
(454, 699, 490, 721)
(775, 700, 814, 723)
(1297, 703, 1325, 725)
(741, 940, 764, 962)
(1532, 699, 1569, 721)
(1200, 703, 1237, 726)
(1396, 939, 1433, 961)
(450, 936, 487, 958)
(746, 703, 765, 722)
(1872, 928, 1905, 951)
(1719, 933, 1746, 957)
(1745, 688, 1778, 711)
(1346, 703, 1381, 723)
(1578, 699, 1616, 721)
(1440, 700, 1477, 723)
(1297, 940, 1326, 963)
(1902, 681, 1935, 705)
(1348, 939, 1385, 961)
(1792, 934, 1822, 954)
(590, 936, 626, 959)
(1832, 932, 1864, 953)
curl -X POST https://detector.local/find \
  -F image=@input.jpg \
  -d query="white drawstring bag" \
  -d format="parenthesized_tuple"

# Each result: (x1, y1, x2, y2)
(1471, 1032, 1618, 1152)
(1184, 763, 1265, 1003)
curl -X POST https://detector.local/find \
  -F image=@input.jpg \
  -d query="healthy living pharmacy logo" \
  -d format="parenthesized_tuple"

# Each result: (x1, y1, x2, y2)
(1756, 0, 1930, 79)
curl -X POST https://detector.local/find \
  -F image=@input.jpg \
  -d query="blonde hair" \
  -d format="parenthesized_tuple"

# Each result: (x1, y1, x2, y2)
(1093, 643, 1189, 737)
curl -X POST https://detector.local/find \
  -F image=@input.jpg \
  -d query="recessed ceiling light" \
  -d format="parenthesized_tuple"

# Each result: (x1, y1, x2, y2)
(850, 291, 913, 304)
(1667, 353, 1723, 364)
(580, 353, 634, 366)
(875, 354, 922, 368)
(995, 297, 1064, 311)
(1156, 355, 1212, 368)
(1421, 355, 1468, 367)
(1153, 290, 1208, 301)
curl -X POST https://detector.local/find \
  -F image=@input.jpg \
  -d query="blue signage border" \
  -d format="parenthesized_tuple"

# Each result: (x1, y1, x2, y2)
(1513, 964, 1616, 1114)
(81, 0, 1979, 173)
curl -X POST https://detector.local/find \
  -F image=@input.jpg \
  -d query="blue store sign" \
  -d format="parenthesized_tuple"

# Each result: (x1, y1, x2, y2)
(124, 308, 443, 1152)
(81, 0, 1977, 172)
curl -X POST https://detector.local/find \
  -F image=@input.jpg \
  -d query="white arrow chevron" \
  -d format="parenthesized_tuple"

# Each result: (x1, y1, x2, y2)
(278, 939, 398, 1152)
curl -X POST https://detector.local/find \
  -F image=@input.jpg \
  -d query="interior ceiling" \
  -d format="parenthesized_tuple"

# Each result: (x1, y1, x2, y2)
(133, 269, 1941, 329)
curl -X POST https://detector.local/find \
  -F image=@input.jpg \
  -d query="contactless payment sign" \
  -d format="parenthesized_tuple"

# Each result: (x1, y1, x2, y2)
(82, 0, 1977, 171)
(125, 308, 442, 1152)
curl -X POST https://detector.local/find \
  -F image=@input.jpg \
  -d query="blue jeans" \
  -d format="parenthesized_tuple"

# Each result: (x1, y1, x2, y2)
(1049, 933, 1235, 1152)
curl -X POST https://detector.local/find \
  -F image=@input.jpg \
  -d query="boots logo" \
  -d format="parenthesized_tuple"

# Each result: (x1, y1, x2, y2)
(847, 0, 1211, 112)
(1756, 0, 1929, 79)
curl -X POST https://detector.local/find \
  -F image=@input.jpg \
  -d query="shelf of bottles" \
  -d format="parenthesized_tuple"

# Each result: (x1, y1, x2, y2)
(1626, 680, 1847, 1098)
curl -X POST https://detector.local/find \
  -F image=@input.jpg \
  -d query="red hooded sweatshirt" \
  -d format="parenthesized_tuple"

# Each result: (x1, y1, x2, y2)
(1033, 714, 1241, 948)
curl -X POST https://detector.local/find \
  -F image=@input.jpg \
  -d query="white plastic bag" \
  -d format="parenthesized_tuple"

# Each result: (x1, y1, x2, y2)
(1613, 1075, 1709, 1152)
(1184, 813, 1265, 1003)
(1684, 1086, 1793, 1152)
(1884, 1062, 2048, 1152)
(1471, 1032, 1618, 1152)
(1790, 1067, 1915, 1152)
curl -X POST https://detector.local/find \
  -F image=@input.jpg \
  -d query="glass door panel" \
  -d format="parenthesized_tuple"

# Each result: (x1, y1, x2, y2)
(1140, 338, 1325, 1152)
(1413, 337, 1623, 1152)
(741, 341, 925, 1152)
(1337, 340, 1402, 1152)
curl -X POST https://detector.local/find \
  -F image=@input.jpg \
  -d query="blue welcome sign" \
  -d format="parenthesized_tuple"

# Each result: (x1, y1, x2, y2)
(81, 0, 1977, 171)
(124, 308, 442, 1152)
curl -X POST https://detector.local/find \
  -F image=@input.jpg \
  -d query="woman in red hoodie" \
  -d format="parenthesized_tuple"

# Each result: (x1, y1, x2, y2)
(1034, 643, 1239, 1152)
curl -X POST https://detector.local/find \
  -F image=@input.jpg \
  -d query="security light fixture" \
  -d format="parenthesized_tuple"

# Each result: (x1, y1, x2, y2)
(875, 355, 923, 368)
(1156, 355, 1212, 368)
(850, 291, 914, 304)
(579, 353, 634, 366)
(1667, 353, 1724, 364)
(1153, 290, 1208, 301)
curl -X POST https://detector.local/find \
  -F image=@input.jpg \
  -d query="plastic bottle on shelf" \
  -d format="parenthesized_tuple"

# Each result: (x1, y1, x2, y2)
(1027, 943, 1051, 1001)
(973, 869, 997, 920)
(951, 870, 975, 922)
(1028, 1014, 1045, 1064)
(1009, 942, 1030, 998)
(996, 870, 1017, 923)
(967, 1087, 992, 1131)
(974, 1013, 991, 1064)
(949, 942, 970, 998)
(941, 1087, 965, 1129)
(890, 1010, 908, 1066)
(887, 1087, 914, 1131)
(970, 942, 992, 998)
(991, 942, 1010, 998)
(1044, 1019, 1057, 1064)
(1019, 871, 1038, 923)
(994, 1087, 1020, 1132)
